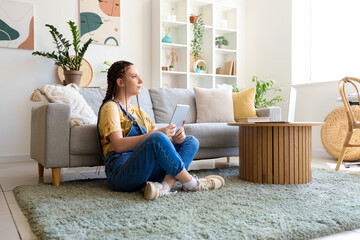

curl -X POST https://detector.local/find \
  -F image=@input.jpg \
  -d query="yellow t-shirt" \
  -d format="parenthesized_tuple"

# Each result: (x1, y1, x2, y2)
(98, 101, 156, 157)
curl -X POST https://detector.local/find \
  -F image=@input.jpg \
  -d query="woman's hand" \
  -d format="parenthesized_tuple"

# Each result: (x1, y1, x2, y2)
(172, 127, 186, 144)
(158, 124, 177, 138)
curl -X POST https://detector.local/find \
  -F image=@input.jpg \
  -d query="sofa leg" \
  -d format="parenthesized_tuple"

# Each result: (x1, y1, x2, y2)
(227, 157, 231, 163)
(38, 163, 44, 177)
(52, 168, 61, 187)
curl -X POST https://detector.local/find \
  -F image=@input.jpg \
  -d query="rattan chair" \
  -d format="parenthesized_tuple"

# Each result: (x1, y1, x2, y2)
(336, 77, 360, 170)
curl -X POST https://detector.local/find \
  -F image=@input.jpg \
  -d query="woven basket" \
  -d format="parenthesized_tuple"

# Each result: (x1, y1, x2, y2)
(321, 106, 360, 161)
(57, 58, 93, 87)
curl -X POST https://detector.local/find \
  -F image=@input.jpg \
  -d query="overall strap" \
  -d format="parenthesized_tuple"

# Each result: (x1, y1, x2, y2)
(111, 100, 147, 135)
(112, 100, 138, 124)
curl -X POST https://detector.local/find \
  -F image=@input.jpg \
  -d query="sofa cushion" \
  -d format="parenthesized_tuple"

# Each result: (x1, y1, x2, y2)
(149, 88, 197, 124)
(130, 87, 155, 123)
(184, 123, 238, 148)
(232, 87, 257, 120)
(70, 124, 99, 155)
(78, 88, 106, 116)
(79, 87, 156, 123)
(193, 87, 234, 123)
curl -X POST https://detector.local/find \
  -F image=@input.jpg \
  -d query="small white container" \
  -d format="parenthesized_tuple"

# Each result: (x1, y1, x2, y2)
(221, 19, 227, 29)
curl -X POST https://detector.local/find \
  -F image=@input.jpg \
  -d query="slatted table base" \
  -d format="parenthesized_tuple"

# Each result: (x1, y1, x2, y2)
(238, 126, 312, 184)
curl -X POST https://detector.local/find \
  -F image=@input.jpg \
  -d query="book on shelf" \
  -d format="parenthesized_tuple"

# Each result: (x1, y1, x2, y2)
(224, 61, 233, 75)
(236, 117, 270, 123)
(224, 60, 236, 75)
(231, 61, 236, 75)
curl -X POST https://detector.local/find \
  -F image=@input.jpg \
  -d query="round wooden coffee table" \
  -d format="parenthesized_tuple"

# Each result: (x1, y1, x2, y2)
(228, 122, 323, 184)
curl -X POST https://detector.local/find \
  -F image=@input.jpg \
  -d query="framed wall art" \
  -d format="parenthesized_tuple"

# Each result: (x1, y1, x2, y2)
(0, 0, 34, 50)
(80, 0, 120, 46)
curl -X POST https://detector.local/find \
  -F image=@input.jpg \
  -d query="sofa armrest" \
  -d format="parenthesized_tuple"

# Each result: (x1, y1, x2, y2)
(255, 106, 282, 121)
(30, 103, 71, 168)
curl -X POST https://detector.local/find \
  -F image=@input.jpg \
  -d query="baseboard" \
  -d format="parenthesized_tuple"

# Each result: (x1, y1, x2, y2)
(312, 150, 333, 158)
(0, 154, 32, 163)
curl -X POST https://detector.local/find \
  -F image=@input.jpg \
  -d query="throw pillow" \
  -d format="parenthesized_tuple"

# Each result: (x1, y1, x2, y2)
(30, 84, 97, 127)
(232, 87, 257, 121)
(193, 87, 234, 123)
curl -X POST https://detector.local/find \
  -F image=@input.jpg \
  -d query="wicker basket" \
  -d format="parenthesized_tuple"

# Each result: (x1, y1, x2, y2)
(321, 106, 360, 161)
(57, 58, 93, 87)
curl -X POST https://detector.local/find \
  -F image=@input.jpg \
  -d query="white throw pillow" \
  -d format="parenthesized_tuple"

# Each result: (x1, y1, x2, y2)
(193, 87, 234, 123)
(30, 84, 97, 127)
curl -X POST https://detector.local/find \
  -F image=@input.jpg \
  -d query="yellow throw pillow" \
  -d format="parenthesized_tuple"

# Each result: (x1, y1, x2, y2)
(232, 87, 257, 121)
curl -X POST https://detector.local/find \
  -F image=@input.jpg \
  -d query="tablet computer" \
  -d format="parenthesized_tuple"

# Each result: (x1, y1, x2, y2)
(169, 104, 189, 131)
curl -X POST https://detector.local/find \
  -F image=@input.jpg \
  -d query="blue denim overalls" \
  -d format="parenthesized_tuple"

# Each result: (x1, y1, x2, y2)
(97, 100, 147, 174)
(97, 100, 199, 192)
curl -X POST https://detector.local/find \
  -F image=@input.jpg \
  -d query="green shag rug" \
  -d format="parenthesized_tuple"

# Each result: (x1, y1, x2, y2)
(13, 167, 360, 240)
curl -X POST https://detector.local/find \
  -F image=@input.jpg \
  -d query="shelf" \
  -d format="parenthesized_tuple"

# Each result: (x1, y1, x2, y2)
(153, 0, 237, 89)
(162, 71, 186, 75)
(215, 48, 237, 55)
(161, 19, 187, 28)
(215, 27, 236, 34)
(161, 42, 187, 49)
(215, 74, 237, 78)
(189, 72, 213, 77)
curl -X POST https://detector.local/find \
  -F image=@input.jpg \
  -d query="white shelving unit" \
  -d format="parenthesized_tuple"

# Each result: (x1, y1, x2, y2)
(152, 0, 238, 89)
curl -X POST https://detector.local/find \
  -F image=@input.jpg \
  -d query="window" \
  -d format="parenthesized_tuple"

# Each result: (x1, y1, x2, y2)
(292, 0, 360, 84)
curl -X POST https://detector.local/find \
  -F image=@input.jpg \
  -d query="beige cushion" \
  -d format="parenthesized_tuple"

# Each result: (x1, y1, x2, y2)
(193, 87, 234, 123)
(30, 84, 97, 127)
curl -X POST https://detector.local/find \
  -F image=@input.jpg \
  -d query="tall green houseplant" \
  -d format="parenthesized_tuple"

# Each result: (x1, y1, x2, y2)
(190, 14, 204, 61)
(32, 21, 93, 85)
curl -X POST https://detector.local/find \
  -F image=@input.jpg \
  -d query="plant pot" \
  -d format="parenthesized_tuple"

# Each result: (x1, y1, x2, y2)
(218, 44, 225, 49)
(195, 68, 201, 73)
(189, 16, 198, 23)
(169, 68, 174, 71)
(64, 70, 82, 86)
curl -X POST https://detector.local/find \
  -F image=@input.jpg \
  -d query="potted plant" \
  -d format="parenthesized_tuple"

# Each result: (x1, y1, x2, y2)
(190, 13, 204, 67)
(189, 14, 198, 23)
(215, 36, 229, 49)
(169, 65, 174, 71)
(216, 67, 224, 75)
(32, 21, 93, 86)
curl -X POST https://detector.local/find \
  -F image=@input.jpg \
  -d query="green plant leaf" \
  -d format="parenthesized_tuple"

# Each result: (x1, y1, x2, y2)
(32, 21, 93, 71)
(252, 75, 285, 108)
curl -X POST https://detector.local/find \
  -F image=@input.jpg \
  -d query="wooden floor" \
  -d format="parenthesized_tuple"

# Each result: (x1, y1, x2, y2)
(0, 154, 359, 240)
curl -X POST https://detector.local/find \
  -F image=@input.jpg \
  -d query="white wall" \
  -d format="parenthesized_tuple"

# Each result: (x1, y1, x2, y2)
(244, 0, 292, 119)
(0, 0, 245, 158)
(0, 0, 151, 156)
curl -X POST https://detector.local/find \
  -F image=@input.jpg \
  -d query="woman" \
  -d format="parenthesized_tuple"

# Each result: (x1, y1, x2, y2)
(97, 60, 225, 200)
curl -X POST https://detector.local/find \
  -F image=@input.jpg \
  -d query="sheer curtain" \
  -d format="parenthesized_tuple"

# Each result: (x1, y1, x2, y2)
(310, 0, 360, 82)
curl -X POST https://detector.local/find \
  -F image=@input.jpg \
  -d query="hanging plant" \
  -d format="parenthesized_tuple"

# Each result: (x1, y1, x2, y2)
(190, 14, 204, 61)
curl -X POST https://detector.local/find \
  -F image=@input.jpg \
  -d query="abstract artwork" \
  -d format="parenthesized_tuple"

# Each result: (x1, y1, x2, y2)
(80, 0, 120, 46)
(0, 0, 34, 50)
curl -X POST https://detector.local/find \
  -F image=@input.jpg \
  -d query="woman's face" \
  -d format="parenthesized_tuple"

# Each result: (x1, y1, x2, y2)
(118, 65, 143, 96)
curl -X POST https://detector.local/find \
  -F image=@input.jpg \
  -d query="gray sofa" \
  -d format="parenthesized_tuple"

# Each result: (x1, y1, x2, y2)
(31, 87, 281, 186)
